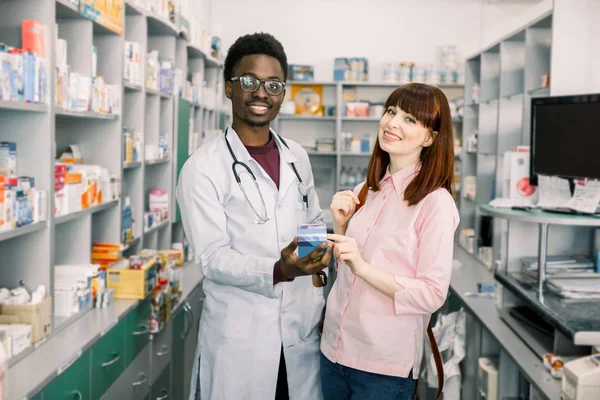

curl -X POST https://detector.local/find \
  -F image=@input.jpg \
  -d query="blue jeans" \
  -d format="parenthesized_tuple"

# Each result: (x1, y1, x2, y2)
(320, 353, 417, 400)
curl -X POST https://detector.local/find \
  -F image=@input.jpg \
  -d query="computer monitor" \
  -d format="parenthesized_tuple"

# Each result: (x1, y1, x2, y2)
(530, 93, 600, 186)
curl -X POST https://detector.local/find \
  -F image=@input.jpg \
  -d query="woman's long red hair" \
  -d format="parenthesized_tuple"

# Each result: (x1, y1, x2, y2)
(357, 83, 455, 208)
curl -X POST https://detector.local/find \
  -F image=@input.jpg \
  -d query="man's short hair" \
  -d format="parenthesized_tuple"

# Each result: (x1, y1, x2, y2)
(223, 32, 288, 82)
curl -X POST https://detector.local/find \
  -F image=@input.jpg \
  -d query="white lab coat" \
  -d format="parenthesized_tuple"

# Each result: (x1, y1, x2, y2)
(176, 126, 326, 400)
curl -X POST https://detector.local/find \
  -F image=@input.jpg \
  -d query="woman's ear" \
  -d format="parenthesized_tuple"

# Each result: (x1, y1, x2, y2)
(423, 131, 437, 148)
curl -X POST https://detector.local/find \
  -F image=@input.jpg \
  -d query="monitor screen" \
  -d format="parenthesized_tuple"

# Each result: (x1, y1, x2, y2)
(530, 94, 600, 184)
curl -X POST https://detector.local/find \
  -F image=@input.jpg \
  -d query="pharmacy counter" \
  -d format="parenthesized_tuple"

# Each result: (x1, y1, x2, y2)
(450, 245, 561, 400)
(6, 263, 204, 400)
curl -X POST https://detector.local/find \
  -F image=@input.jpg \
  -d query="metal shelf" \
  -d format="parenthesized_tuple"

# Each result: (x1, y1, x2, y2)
(342, 117, 380, 121)
(144, 219, 170, 234)
(55, 108, 118, 119)
(0, 222, 47, 243)
(479, 204, 600, 227)
(145, 87, 171, 98)
(124, 82, 143, 92)
(0, 100, 48, 113)
(279, 115, 335, 121)
(55, 0, 80, 18)
(145, 157, 170, 166)
(54, 200, 119, 225)
(125, 0, 145, 16)
(147, 13, 178, 36)
(124, 161, 142, 169)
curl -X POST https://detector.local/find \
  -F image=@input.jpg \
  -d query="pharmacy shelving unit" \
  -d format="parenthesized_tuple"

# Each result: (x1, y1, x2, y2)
(458, 12, 554, 264)
(170, 27, 227, 245)
(0, 1, 226, 399)
(452, 9, 600, 400)
(273, 81, 464, 228)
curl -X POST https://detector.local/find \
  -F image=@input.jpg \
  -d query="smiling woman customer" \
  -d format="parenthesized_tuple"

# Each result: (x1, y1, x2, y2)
(321, 83, 459, 400)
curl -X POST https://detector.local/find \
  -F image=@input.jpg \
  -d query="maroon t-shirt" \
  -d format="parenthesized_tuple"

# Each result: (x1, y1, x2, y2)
(245, 136, 292, 285)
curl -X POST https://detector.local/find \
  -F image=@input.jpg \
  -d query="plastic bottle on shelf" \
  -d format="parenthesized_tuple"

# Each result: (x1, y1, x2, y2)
(347, 167, 357, 187)
(340, 166, 348, 188)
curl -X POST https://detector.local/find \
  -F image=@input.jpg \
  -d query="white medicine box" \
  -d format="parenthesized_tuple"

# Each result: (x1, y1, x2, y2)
(503, 151, 538, 203)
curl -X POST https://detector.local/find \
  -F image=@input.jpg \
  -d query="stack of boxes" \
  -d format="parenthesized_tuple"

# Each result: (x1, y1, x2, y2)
(146, 51, 175, 95)
(0, 20, 49, 105)
(55, 31, 121, 114)
(54, 145, 121, 217)
(124, 41, 142, 86)
(0, 142, 47, 231)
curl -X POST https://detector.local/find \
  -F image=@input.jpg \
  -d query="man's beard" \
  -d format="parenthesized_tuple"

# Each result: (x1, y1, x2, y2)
(243, 117, 270, 128)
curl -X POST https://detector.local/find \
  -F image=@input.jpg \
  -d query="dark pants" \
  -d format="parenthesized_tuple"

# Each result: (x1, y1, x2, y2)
(320, 353, 417, 400)
(275, 346, 289, 399)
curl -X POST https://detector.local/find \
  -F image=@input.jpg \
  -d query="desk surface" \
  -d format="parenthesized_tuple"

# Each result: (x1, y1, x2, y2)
(6, 263, 204, 399)
(495, 270, 600, 346)
(451, 245, 561, 400)
(480, 204, 600, 227)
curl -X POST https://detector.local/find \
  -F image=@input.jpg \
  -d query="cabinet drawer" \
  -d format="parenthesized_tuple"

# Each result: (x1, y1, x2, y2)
(151, 364, 171, 400)
(101, 343, 151, 400)
(125, 299, 152, 365)
(151, 321, 172, 383)
(170, 307, 186, 400)
(43, 350, 91, 400)
(91, 319, 126, 400)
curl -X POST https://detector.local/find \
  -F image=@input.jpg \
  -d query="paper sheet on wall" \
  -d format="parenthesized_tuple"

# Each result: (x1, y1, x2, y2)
(536, 175, 573, 208)
(566, 180, 600, 214)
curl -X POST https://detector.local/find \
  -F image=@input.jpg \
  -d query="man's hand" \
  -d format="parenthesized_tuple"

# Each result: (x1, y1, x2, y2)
(279, 238, 333, 279)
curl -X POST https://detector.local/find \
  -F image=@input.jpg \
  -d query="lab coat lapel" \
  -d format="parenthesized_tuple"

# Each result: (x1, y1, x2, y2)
(275, 133, 299, 204)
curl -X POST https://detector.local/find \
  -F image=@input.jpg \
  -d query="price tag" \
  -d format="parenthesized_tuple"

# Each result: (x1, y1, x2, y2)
(57, 349, 82, 375)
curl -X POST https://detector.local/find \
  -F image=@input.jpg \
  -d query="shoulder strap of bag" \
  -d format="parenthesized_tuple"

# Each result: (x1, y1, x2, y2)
(427, 323, 444, 399)
(411, 323, 444, 400)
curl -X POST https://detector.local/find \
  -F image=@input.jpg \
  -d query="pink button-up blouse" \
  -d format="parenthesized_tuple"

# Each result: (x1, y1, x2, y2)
(320, 163, 459, 379)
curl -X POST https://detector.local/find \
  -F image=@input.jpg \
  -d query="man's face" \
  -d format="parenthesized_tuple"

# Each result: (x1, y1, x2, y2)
(226, 54, 286, 128)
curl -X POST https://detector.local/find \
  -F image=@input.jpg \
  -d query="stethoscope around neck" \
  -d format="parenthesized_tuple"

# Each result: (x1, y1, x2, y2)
(224, 127, 308, 224)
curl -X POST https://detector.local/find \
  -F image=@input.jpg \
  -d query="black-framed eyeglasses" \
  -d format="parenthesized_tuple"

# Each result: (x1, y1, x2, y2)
(229, 76, 286, 96)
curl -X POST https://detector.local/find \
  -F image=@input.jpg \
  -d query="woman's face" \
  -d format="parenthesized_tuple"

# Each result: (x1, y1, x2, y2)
(377, 105, 433, 161)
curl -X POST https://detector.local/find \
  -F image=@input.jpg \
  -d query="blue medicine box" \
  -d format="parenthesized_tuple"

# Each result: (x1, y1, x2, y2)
(297, 223, 327, 258)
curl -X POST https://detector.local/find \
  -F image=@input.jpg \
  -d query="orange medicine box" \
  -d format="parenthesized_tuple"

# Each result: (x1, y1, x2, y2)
(22, 20, 45, 57)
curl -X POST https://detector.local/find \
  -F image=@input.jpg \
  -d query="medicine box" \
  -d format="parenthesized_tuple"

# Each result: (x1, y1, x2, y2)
(0, 142, 17, 176)
(0, 296, 51, 344)
(106, 259, 158, 299)
(297, 223, 327, 258)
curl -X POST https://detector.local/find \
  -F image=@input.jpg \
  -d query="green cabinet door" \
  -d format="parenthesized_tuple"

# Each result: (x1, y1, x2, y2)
(152, 363, 171, 400)
(124, 298, 151, 366)
(175, 99, 191, 223)
(91, 319, 126, 400)
(43, 350, 91, 400)
(171, 306, 187, 400)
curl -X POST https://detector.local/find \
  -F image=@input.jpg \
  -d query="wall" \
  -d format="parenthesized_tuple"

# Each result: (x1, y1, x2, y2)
(211, 0, 485, 82)
(550, 0, 600, 96)
(479, 0, 552, 52)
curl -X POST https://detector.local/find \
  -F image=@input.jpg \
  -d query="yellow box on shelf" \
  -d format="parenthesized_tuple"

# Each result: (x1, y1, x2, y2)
(80, 0, 125, 36)
(106, 259, 157, 300)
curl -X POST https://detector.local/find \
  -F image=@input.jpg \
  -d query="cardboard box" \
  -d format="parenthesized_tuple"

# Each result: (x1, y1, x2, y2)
(106, 260, 158, 299)
(0, 296, 51, 343)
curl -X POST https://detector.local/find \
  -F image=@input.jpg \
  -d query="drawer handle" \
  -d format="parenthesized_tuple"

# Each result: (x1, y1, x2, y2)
(133, 324, 149, 336)
(102, 353, 120, 368)
(132, 372, 148, 387)
(157, 345, 169, 357)
(71, 390, 83, 400)
(156, 389, 169, 400)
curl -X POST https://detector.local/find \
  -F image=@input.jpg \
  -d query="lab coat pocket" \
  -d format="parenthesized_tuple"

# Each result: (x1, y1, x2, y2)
(295, 199, 308, 226)
(210, 295, 255, 340)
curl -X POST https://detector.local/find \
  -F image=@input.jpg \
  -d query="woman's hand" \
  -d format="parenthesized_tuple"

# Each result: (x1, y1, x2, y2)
(327, 234, 368, 276)
(330, 191, 360, 230)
